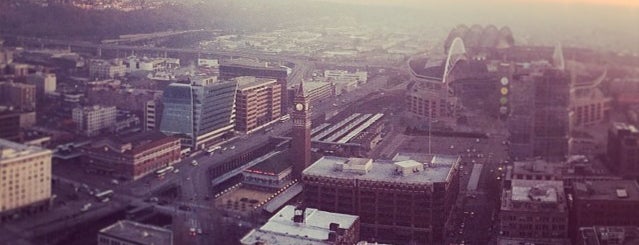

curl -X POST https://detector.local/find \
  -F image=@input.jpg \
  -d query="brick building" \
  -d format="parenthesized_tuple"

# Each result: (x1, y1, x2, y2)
(82, 131, 180, 180)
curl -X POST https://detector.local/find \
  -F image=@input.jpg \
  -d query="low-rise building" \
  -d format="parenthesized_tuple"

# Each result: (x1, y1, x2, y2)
(89, 59, 126, 79)
(324, 70, 368, 83)
(82, 131, 180, 180)
(0, 139, 52, 222)
(499, 180, 569, 241)
(124, 56, 180, 73)
(242, 150, 292, 191)
(302, 153, 460, 244)
(577, 226, 639, 245)
(0, 109, 36, 142)
(72, 105, 117, 137)
(301, 81, 334, 106)
(240, 205, 360, 245)
(570, 180, 639, 236)
(607, 122, 639, 178)
(98, 220, 173, 245)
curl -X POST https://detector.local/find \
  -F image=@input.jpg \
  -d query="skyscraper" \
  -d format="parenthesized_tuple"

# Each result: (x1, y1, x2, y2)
(160, 79, 237, 150)
(291, 82, 311, 177)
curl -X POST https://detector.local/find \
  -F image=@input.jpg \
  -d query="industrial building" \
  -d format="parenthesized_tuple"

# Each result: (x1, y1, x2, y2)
(309, 113, 385, 157)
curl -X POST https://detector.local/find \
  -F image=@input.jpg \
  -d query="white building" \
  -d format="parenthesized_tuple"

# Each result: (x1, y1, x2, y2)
(98, 220, 173, 245)
(197, 58, 219, 68)
(72, 105, 117, 137)
(324, 70, 368, 83)
(125, 56, 180, 73)
(241, 205, 360, 245)
(89, 59, 126, 79)
(0, 139, 52, 222)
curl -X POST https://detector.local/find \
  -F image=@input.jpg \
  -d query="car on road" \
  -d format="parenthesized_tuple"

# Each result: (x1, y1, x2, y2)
(111, 179, 119, 185)
(147, 197, 159, 203)
(178, 205, 191, 211)
(81, 203, 92, 212)
(191, 160, 198, 166)
(197, 228, 202, 234)
(230, 145, 235, 150)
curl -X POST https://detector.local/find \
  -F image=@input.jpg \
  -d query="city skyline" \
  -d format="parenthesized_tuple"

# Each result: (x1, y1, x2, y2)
(0, 1, 638, 244)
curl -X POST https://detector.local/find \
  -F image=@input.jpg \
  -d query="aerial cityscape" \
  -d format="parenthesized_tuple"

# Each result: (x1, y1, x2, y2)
(0, 0, 638, 244)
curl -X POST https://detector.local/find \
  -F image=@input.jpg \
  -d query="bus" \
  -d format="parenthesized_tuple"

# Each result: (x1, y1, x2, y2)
(206, 146, 221, 156)
(94, 189, 114, 202)
(155, 166, 175, 178)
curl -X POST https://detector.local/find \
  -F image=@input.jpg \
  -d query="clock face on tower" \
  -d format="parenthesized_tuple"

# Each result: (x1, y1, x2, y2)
(295, 103, 304, 111)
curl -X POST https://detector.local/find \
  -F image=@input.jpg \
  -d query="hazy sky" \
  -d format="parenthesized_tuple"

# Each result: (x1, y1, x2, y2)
(317, 0, 639, 8)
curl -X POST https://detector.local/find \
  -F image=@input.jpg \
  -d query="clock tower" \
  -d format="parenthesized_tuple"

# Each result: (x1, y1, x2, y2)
(291, 81, 311, 178)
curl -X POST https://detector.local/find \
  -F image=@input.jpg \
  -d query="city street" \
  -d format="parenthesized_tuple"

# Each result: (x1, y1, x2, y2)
(44, 72, 395, 244)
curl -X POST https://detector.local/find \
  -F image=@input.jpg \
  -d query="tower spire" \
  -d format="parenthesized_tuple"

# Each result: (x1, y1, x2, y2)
(297, 80, 306, 97)
(552, 42, 565, 71)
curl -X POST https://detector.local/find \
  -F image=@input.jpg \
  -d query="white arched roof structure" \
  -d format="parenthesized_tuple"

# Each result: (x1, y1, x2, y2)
(443, 37, 467, 84)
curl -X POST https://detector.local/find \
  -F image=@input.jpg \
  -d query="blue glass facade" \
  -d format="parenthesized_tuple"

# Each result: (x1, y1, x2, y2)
(160, 80, 237, 149)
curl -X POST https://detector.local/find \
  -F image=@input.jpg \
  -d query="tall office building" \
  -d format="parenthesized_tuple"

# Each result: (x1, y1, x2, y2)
(291, 82, 311, 177)
(234, 76, 281, 133)
(607, 122, 639, 178)
(160, 79, 238, 150)
(26, 73, 56, 99)
(302, 153, 460, 244)
(144, 100, 162, 132)
(532, 68, 571, 159)
(72, 105, 117, 137)
(0, 82, 36, 111)
(219, 60, 288, 113)
(508, 66, 571, 160)
(0, 139, 52, 222)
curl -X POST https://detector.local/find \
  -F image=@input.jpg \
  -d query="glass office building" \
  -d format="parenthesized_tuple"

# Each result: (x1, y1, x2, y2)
(160, 80, 238, 149)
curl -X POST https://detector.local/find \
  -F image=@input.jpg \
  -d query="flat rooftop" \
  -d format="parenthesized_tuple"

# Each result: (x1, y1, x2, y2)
(241, 205, 358, 244)
(0, 138, 51, 161)
(99, 220, 172, 245)
(303, 153, 459, 184)
(512, 160, 561, 176)
(579, 226, 639, 245)
(502, 179, 567, 212)
(235, 76, 278, 90)
(245, 150, 292, 175)
(215, 187, 274, 215)
(574, 180, 639, 201)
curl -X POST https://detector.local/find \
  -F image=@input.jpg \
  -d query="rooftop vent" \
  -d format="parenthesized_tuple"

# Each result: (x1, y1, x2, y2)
(616, 188, 629, 199)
